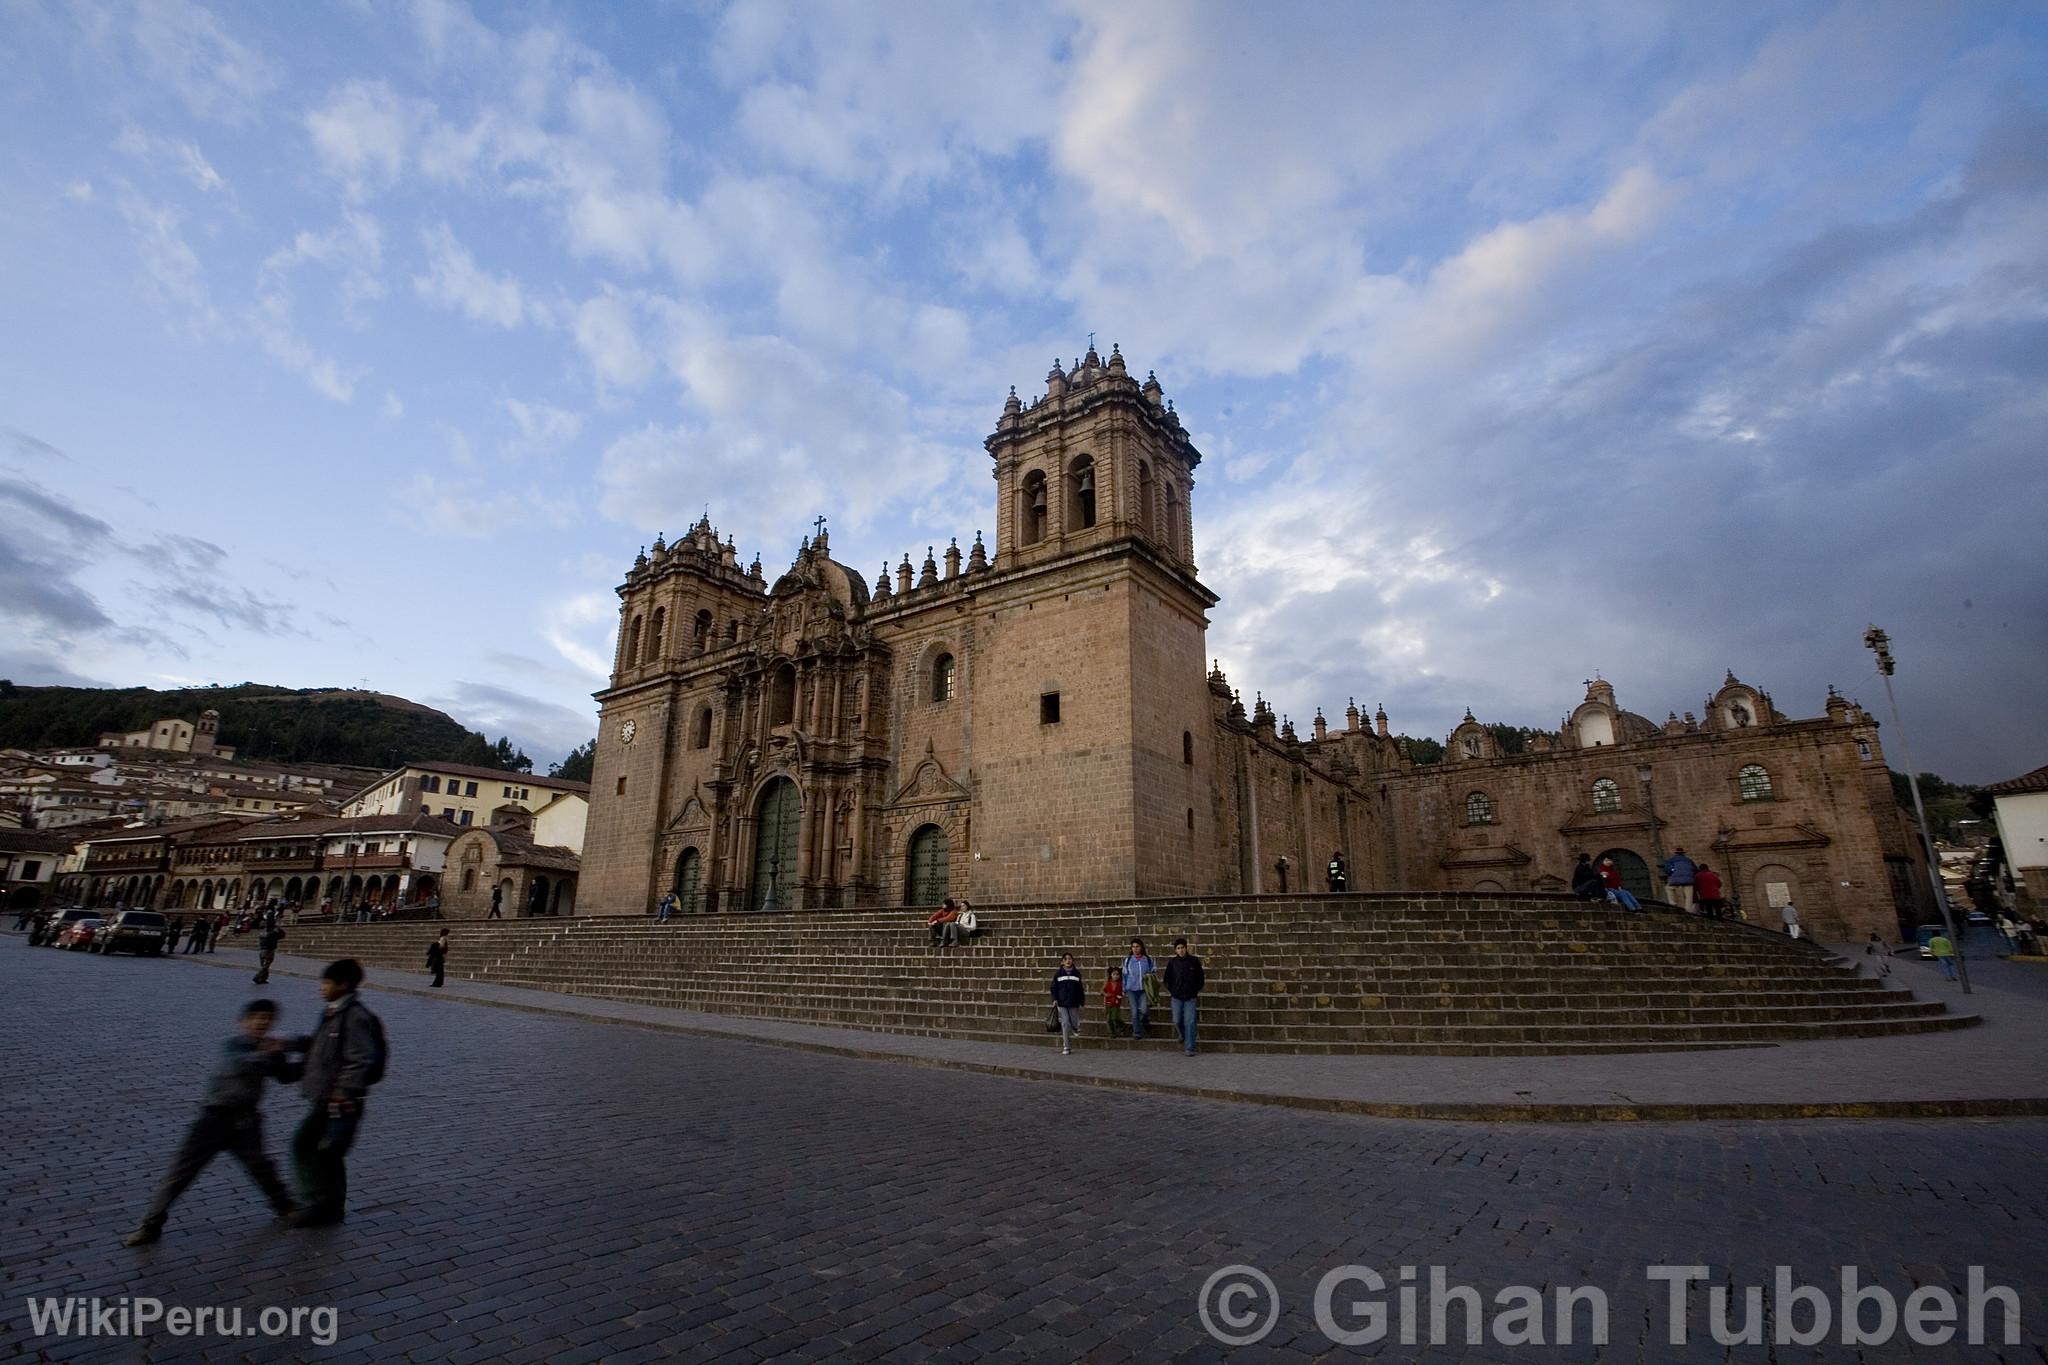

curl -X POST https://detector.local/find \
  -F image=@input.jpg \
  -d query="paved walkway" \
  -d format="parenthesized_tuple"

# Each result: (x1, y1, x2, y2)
(176, 937, 2048, 1121)
(5, 938, 2045, 1362)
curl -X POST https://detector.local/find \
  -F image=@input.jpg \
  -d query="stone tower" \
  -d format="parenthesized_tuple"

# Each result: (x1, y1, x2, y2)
(988, 344, 1199, 573)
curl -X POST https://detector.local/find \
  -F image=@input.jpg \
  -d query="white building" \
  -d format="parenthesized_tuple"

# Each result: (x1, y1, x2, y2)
(1984, 762, 2048, 915)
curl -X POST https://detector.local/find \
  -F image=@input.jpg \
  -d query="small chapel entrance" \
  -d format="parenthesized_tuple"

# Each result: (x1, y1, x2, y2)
(751, 778, 800, 911)
(1595, 848, 1654, 903)
(905, 824, 950, 906)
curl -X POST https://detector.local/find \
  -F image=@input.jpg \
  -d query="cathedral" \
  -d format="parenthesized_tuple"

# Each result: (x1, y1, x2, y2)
(578, 348, 1929, 942)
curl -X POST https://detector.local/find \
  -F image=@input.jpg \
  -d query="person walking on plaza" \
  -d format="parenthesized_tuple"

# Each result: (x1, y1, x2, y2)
(1694, 863, 1725, 918)
(123, 999, 299, 1245)
(1121, 939, 1157, 1041)
(1570, 854, 1604, 902)
(1327, 851, 1348, 893)
(1163, 938, 1206, 1056)
(185, 916, 208, 953)
(1049, 953, 1085, 1055)
(1102, 967, 1127, 1038)
(210, 911, 227, 951)
(1779, 900, 1803, 939)
(166, 916, 185, 953)
(1864, 930, 1892, 979)
(1928, 931, 1958, 981)
(425, 930, 448, 988)
(1660, 849, 1698, 912)
(287, 959, 386, 1227)
(487, 885, 503, 920)
(253, 920, 285, 984)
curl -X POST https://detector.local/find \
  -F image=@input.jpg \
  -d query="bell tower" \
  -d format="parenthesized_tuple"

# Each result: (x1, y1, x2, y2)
(986, 343, 1201, 572)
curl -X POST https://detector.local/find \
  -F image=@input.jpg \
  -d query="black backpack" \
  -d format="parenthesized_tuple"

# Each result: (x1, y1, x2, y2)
(361, 1007, 390, 1087)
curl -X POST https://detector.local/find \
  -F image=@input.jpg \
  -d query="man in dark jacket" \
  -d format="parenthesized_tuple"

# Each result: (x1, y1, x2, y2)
(254, 921, 285, 984)
(1327, 851, 1348, 893)
(1570, 854, 1604, 901)
(425, 930, 448, 987)
(1049, 953, 1084, 1055)
(1163, 938, 1206, 1056)
(288, 959, 383, 1227)
(124, 999, 298, 1244)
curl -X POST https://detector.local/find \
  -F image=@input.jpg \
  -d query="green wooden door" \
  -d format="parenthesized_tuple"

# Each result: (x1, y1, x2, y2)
(751, 779, 800, 911)
(905, 824, 950, 906)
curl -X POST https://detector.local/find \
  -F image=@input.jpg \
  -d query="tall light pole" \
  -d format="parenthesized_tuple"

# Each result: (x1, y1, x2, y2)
(1863, 626, 1969, 994)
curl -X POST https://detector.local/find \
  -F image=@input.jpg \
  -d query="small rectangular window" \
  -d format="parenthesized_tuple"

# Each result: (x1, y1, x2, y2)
(1040, 692, 1061, 724)
(615, 776, 627, 796)
(465, 781, 479, 797)
(442, 807, 455, 819)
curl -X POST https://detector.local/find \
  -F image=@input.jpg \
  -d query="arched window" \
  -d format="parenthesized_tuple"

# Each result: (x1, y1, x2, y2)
(1182, 730, 1194, 765)
(646, 607, 664, 662)
(1465, 791, 1493, 825)
(1163, 491, 1180, 556)
(694, 609, 712, 651)
(1067, 455, 1097, 530)
(1591, 777, 1621, 813)
(1738, 764, 1774, 801)
(1020, 470, 1048, 545)
(724, 618, 739, 642)
(768, 664, 797, 727)
(461, 867, 476, 892)
(932, 652, 955, 703)
(1138, 460, 1155, 536)
(693, 706, 713, 749)
(906, 824, 950, 905)
(623, 614, 642, 670)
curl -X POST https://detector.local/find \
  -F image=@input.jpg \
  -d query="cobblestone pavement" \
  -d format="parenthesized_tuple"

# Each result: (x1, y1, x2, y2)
(4, 939, 2044, 1363)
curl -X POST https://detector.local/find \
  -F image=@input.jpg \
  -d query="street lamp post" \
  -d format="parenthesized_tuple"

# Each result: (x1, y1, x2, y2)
(1637, 763, 1666, 903)
(1863, 626, 1969, 994)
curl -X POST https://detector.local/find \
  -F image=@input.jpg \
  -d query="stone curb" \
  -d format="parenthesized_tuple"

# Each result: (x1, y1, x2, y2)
(173, 951, 2048, 1125)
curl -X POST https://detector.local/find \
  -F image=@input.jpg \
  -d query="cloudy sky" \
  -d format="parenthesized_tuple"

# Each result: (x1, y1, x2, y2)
(2, 1, 2043, 781)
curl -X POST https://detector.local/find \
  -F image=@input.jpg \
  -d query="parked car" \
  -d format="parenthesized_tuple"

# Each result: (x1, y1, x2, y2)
(41, 908, 101, 947)
(54, 916, 104, 950)
(94, 909, 169, 957)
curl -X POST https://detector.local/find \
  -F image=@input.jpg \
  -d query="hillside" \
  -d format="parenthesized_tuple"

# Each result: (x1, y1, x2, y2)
(0, 681, 523, 772)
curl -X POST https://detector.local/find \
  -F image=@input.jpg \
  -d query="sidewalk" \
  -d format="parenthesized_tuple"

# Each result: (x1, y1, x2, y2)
(183, 940, 2048, 1123)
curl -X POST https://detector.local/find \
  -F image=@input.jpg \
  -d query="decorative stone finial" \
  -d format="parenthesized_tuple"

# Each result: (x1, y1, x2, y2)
(967, 530, 988, 573)
(874, 564, 893, 599)
(918, 546, 939, 589)
(943, 537, 961, 580)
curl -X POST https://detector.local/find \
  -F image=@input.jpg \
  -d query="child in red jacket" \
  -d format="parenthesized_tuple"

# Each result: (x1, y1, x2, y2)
(1103, 967, 1127, 1037)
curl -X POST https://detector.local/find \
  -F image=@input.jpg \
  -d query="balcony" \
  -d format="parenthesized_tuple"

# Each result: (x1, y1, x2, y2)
(336, 852, 410, 870)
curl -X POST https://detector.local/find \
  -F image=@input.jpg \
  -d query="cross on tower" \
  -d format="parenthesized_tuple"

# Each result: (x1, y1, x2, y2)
(813, 514, 828, 538)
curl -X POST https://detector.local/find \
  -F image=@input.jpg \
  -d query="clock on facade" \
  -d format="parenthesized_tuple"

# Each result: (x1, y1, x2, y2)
(619, 719, 637, 744)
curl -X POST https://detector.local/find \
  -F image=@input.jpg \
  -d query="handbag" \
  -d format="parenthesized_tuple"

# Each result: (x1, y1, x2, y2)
(1045, 1006, 1062, 1034)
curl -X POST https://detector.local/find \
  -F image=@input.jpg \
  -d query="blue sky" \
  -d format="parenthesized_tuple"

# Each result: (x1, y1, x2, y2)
(1, 1, 2043, 781)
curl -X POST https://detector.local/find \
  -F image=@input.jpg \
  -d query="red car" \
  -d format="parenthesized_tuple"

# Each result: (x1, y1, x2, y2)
(55, 917, 104, 951)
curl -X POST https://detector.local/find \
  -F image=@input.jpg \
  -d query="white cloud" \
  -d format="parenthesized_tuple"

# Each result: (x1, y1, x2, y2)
(396, 470, 574, 537)
(127, 0, 277, 121)
(383, 391, 406, 420)
(572, 290, 655, 389)
(412, 223, 537, 328)
(307, 79, 428, 195)
(115, 126, 228, 193)
(504, 397, 582, 454)
(113, 191, 216, 333)
(541, 591, 618, 679)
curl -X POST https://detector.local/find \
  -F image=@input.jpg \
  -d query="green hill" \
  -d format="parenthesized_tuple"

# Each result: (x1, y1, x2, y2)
(0, 681, 526, 772)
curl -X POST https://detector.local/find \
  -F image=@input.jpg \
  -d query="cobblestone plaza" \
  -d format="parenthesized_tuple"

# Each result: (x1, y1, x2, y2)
(5, 938, 2044, 1362)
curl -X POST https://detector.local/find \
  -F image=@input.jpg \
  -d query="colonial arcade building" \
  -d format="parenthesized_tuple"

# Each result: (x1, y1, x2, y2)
(580, 350, 1929, 941)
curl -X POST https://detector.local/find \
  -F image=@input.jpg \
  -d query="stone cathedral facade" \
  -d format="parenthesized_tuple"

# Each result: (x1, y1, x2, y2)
(578, 348, 1929, 942)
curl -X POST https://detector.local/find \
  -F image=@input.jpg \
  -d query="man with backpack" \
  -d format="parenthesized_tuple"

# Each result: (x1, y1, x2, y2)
(287, 959, 386, 1227)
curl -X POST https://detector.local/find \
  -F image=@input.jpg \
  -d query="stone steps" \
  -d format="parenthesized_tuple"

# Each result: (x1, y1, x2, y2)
(264, 894, 1964, 1055)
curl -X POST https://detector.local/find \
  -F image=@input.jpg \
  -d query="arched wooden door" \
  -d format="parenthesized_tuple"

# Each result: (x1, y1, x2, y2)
(1596, 848, 1654, 902)
(674, 848, 702, 913)
(751, 778, 800, 910)
(905, 824, 950, 906)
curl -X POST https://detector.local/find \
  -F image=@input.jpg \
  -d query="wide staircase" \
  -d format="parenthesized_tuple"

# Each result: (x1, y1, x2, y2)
(264, 893, 1975, 1055)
